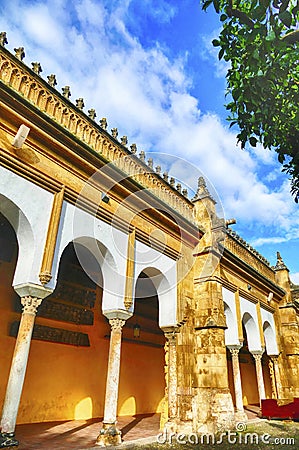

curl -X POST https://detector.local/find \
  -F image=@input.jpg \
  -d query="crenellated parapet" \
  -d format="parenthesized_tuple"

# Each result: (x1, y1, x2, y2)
(0, 35, 195, 224)
(225, 228, 275, 282)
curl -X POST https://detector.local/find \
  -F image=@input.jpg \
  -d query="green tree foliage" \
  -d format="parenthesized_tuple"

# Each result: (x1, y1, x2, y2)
(201, 1, 299, 201)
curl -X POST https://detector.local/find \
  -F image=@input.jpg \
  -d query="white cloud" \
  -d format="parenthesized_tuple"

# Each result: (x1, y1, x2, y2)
(1, 0, 299, 248)
(290, 272, 299, 285)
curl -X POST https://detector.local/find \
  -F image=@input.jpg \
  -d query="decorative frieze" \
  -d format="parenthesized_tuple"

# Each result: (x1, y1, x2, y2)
(38, 299, 94, 325)
(10, 321, 90, 347)
(51, 282, 96, 309)
(225, 229, 275, 281)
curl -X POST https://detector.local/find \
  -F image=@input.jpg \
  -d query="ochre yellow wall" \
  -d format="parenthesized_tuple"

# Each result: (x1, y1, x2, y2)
(119, 342, 165, 415)
(0, 246, 165, 424)
(240, 358, 259, 405)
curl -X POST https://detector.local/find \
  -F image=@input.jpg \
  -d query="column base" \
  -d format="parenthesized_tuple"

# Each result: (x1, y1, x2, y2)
(234, 410, 248, 424)
(163, 418, 178, 433)
(0, 432, 19, 448)
(95, 423, 122, 447)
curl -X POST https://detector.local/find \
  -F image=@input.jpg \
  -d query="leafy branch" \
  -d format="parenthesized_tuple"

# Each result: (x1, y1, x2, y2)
(201, 1, 299, 200)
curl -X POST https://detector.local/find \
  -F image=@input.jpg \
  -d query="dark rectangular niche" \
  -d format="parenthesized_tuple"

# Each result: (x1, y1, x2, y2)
(10, 321, 90, 347)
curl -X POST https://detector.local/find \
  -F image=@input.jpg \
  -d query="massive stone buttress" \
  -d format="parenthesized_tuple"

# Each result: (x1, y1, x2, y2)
(181, 178, 235, 434)
(274, 253, 299, 398)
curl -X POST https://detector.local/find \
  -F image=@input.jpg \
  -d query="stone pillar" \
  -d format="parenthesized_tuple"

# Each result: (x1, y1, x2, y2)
(96, 312, 131, 447)
(163, 327, 178, 429)
(0, 296, 43, 447)
(269, 355, 283, 399)
(251, 351, 266, 404)
(227, 346, 247, 422)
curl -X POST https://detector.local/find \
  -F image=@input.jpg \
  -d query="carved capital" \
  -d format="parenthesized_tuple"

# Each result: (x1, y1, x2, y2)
(269, 354, 279, 365)
(227, 345, 242, 358)
(251, 350, 264, 362)
(164, 328, 178, 346)
(21, 296, 42, 315)
(109, 318, 126, 333)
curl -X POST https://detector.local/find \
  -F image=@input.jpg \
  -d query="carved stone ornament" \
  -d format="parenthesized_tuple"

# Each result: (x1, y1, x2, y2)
(31, 62, 42, 75)
(10, 321, 90, 347)
(62, 86, 71, 99)
(274, 251, 288, 271)
(100, 117, 108, 130)
(121, 135, 128, 146)
(76, 98, 85, 110)
(39, 270, 52, 285)
(164, 330, 177, 346)
(0, 32, 8, 47)
(111, 127, 118, 139)
(192, 176, 215, 202)
(228, 345, 241, 358)
(130, 143, 137, 154)
(47, 74, 57, 87)
(139, 150, 146, 162)
(204, 307, 227, 329)
(109, 318, 126, 332)
(21, 296, 42, 315)
(14, 47, 25, 61)
(88, 108, 96, 120)
(251, 351, 263, 362)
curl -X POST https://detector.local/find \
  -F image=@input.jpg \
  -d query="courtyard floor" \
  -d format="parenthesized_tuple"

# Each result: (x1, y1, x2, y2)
(14, 408, 263, 449)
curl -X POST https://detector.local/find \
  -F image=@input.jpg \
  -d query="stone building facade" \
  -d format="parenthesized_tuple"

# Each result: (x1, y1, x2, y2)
(0, 33, 298, 447)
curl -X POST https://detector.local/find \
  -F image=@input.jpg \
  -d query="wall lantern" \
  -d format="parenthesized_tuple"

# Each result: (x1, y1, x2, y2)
(133, 323, 141, 339)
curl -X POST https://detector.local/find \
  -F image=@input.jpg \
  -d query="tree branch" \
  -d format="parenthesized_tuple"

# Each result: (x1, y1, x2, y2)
(282, 30, 299, 44)
(227, 7, 255, 29)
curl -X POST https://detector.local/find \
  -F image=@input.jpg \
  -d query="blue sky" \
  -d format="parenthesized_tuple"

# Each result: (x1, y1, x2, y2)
(1, 0, 298, 281)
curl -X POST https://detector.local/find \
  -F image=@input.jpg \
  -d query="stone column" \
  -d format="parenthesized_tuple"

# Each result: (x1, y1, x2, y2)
(251, 351, 266, 404)
(164, 328, 178, 426)
(0, 296, 42, 447)
(269, 355, 283, 399)
(227, 346, 247, 422)
(96, 312, 130, 447)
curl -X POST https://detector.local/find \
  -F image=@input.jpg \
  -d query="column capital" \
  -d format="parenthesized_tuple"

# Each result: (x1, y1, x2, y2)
(227, 345, 242, 357)
(21, 296, 42, 315)
(109, 318, 126, 332)
(251, 350, 264, 361)
(269, 354, 279, 362)
(162, 326, 179, 345)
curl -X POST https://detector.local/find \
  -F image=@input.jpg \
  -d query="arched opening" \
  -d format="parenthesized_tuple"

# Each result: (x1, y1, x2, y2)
(239, 322, 259, 406)
(0, 212, 19, 413)
(119, 271, 165, 418)
(263, 321, 277, 399)
(18, 241, 111, 424)
(224, 302, 238, 407)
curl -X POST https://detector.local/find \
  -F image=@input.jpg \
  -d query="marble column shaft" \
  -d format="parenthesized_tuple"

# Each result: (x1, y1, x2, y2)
(228, 346, 244, 413)
(165, 330, 177, 420)
(252, 351, 266, 403)
(102, 318, 125, 425)
(1, 296, 42, 433)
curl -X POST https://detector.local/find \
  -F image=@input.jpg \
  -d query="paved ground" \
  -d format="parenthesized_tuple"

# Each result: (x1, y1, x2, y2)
(14, 408, 261, 449)
(15, 414, 160, 450)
